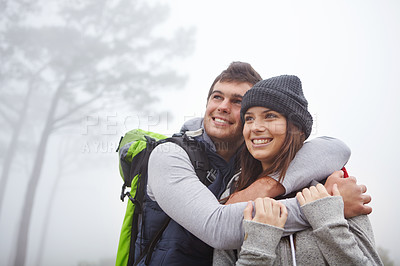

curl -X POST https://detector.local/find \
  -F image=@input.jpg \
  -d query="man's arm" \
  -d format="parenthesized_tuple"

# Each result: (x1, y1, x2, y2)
(226, 136, 351, 204)
(232, 170, 374, 237)
(226, 177, 285, 204)
(147, 142, 314, 249)
(282, 136, 351, 194)
(148, 142, 246, 250)
(147, 142, 370, 249)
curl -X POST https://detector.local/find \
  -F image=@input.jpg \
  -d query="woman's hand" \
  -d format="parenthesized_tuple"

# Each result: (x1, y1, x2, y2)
(296, 183, 341, 206)
(243, 197, 288, 228)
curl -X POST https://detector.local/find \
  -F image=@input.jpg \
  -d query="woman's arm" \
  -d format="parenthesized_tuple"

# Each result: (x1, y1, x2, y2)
(213, 221, 284, 266)
(298, 185, 383, 266)
(214, 199, 287, 266)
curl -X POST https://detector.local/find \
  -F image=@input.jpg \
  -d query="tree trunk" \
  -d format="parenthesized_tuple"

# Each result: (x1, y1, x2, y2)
(35, 160, 63, 266)
(12, 79, 66, 266)
(0, 83, 35, 213)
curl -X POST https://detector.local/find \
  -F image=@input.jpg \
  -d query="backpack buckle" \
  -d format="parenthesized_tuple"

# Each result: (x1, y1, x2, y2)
(194, 161, 204, 170)
(184, 128, 203, 138)
(205, 169, 217, 184)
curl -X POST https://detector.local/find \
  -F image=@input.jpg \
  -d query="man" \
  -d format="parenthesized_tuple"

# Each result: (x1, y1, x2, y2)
(136, 62, 371, 265)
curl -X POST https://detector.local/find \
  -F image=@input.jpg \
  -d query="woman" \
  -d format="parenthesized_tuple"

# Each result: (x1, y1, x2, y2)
(213, 75, 383, 265)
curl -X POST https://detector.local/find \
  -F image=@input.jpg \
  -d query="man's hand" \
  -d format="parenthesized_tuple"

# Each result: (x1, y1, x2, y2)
(243, 198, 288, 228)
(324, 170, 372, 218)
(226, 176, 285, 205)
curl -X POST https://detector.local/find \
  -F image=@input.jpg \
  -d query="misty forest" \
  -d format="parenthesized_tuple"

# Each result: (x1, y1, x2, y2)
(0, 0, 194, 265)
(1, 0, 398, 266)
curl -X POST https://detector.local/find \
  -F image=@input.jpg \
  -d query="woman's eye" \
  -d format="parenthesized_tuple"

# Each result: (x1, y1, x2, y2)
(265, 113, 277, 119)
(244, 116, 254, 122)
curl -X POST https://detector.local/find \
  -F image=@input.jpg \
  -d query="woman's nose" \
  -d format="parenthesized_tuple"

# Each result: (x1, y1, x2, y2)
(251, 119, 266, 132)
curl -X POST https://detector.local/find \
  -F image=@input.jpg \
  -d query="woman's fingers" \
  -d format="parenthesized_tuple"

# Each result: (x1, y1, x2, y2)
(243, 201, 253, 221)
(279, 202, 288, 219)
(301, 187, 312, 203)
(244, 197, 288, 229)
(277, 201, 288, 228)
(270, 198, 281, 217)
(297, 184, 332, 205)
(296, 191, 306, 206)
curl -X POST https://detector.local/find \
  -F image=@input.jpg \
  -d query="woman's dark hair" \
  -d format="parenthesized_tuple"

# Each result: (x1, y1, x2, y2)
(235, 120, 306, 193)
(206, 61, 262, 102)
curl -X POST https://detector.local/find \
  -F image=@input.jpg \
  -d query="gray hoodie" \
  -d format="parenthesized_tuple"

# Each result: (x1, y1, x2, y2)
(213, 196, 383, 266)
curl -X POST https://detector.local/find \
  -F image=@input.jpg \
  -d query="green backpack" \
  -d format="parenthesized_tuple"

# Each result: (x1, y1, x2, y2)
(115, 128, 212, 266)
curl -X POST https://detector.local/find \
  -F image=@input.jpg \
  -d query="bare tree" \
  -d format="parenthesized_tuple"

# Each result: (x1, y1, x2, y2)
(0, 0, 40, 212)
(0, 0, 195, 265)
(35, 136, 84, 266)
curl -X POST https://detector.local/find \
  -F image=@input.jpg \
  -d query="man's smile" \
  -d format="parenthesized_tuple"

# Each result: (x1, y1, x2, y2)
(212, 116, 233, 125)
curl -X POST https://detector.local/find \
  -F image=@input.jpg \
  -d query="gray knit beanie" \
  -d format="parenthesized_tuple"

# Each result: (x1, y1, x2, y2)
(240, 75, 313, 139)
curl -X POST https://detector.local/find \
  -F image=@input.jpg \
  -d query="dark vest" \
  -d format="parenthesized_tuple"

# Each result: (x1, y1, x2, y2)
(134, 194, 213, 266)
(134, 143, 240, 266)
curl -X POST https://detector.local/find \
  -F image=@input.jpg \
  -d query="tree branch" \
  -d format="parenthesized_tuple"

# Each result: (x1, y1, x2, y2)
(0, 97, 20, 115)
(50, 105, 103, 133)
(51, 117, 83, 133)
(0, 60, 50, 125)
(0, 105, 16, 126)
(52, 89, 104, 126)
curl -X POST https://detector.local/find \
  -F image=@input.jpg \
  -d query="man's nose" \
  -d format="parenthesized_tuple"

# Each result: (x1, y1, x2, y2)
(217, 100, 231, 113)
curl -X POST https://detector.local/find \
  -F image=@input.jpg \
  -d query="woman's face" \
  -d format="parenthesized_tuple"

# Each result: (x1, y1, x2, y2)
(243, 106, 287, 170)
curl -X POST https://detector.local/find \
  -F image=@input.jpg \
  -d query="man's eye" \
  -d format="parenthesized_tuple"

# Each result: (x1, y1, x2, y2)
(233, 99, 242, 105)
(213, 95, 222, 100)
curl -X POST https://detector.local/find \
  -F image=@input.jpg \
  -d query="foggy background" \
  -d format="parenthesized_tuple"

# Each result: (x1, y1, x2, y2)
(0, 0, 399, 265)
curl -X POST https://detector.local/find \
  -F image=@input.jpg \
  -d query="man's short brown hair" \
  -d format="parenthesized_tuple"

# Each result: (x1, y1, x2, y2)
(206, 61, 262, 102)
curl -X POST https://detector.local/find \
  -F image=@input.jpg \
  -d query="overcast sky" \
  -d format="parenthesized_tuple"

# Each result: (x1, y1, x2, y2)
(1, 0, 399, 265)
(158, 0, 400, 264)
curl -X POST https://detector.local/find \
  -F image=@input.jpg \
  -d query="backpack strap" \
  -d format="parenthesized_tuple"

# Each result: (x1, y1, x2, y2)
(133, 216, 171, 266)
(131, 134, 212, 265)
(127, 136, 158, 266)
(163, 134, 212, 187)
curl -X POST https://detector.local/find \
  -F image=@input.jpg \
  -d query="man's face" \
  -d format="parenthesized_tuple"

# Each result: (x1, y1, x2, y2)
(204, 81, 252, 145)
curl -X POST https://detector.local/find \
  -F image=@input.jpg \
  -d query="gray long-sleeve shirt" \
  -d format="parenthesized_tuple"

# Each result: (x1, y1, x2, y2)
(147, 136, 350, 250)
(213, 196, 383, 265)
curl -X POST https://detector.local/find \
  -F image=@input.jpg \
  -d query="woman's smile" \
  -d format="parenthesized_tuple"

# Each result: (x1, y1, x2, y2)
(251, 138, 273, 145)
